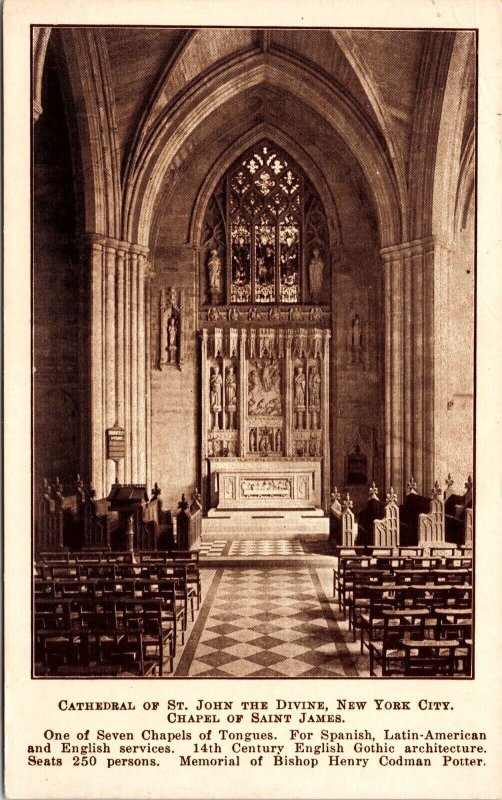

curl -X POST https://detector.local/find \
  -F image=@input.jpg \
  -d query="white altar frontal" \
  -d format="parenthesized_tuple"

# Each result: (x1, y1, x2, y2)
(208, 458, 322, 511)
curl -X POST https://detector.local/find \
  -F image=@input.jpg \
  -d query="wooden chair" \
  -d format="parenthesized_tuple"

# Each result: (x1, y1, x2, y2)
(402, 638, 458, 676)
(369, 612, 428, 677)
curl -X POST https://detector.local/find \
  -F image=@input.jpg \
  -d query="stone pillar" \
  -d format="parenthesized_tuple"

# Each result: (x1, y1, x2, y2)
(391, 250, 404, 497)
(83, 235, 151, 496)
(87, 237, 105, 497)
(380, 237, 451, 497)
(137, 252, 147, 482)
(321, 330, 331, 512)
(123, 248, 131, 482)
(130, 250, 138, 482)
(383, 255, 392, 492)
(145, 264, 153, 493)
(239, 329, 247, 457)
(115, 246, 126, 483)
(284, 330, 293, 456)
(201, 329, 208, 506)
(104, 243, 117, 490)
(412, 244, 424, 489)
(403, 248, 413, 484)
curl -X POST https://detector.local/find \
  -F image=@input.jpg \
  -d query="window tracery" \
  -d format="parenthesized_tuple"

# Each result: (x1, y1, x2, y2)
(201, 140, 329, 306)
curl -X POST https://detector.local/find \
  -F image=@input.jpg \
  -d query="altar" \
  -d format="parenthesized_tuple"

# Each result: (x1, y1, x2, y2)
(200, 325, 331, 522)
(208, 457, 322, 511)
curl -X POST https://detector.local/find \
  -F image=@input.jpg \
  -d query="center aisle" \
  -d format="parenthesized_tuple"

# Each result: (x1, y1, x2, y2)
(175, 563, 360, 678)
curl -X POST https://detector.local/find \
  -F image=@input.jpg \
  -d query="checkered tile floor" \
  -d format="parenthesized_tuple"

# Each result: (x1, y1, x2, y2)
(229, 540, 304, 556)
(175, 566, 359, 677)
(197, 538, 329, 559)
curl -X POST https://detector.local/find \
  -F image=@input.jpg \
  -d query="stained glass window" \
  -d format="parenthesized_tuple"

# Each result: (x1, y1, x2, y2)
(228, 141, 303, 304)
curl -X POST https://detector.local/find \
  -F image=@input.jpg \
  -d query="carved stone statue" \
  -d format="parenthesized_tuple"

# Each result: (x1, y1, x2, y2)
(308, 364, 321, 429)
(207, 249, 222, 304)
(351, 314, 363, 364)
(259, 428, 270, 454)
(249, 428, 257, 453)
(275, 429, 282, 454)
(308, 248, 324, 301)
(209, 365, 223, 430)
(159, 287, 182, 369)
(168, 316, 177, 361)
(294, 365, 306, 429)
(225, 365, 237, 430)
(159, 289, 169, 368)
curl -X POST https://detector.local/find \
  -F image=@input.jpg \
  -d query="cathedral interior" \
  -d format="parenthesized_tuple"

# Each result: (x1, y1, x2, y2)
(33, 27, 475, 678)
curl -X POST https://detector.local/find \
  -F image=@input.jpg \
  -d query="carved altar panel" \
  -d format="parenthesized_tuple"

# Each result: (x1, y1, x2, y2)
(240, 478, 292, 498)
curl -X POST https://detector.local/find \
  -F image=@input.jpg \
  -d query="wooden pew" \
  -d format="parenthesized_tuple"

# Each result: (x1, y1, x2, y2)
(176, 492, 202, 551)
(373, 489, 400, 548)
(341, 493, 359, 547)
(357, 483, 385, 547)
(400, 477, 430, 547)
(83, 490, 113, 551)
(418, 482, 446, 545)
(35, 479, 64, 555)
(328, 489, 342, 546)
(445, 476, 473, 546)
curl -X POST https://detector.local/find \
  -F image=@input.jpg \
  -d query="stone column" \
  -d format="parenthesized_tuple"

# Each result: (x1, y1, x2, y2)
(87, 236, 105, 497)
(145, 264, 153, 493)
(285, 330, 293, 456)
(391, 249, 404, 497)
(383, 255, 392, 492)
(115, 246, 126, 483)
(321, 329, 331, 512)
(239, 329, 247, 457)
(403, 248, 413, 484)
(137, 252, 146, 482)
(201, 329, 208, 507)
(123, 248, 131, 482)
(411, 244, 424, 490)
(130, 250, 138, 482)
(104, 243, 117, 491)
(380, 237, 451, 497)
(83, 236, 151, 496)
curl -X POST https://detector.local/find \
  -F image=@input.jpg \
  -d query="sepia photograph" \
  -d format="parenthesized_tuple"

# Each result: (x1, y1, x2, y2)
(31, 24, 476, 680)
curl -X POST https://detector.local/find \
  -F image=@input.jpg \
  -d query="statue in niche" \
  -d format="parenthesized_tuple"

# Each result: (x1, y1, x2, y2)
(168, 317, 177, 361)
(207, 249, 222, 304)
(159, 288, 181, 369)
(209, 366, 223, 430)
(275, 429, 282, 454)
(351, 314, 364, 364)
(225, 365, 237, 430)
(294, 365, 306, 430)
(308, 364, 321, 430)
(259, 428, 271, 455)
(309, 437, 319, 457)
(308, 248, 325, 302)
(249, 429, 257, 453)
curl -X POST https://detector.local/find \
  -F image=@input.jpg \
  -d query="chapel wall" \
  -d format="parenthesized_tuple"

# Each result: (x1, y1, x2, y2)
(149, 122, 384, 511)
